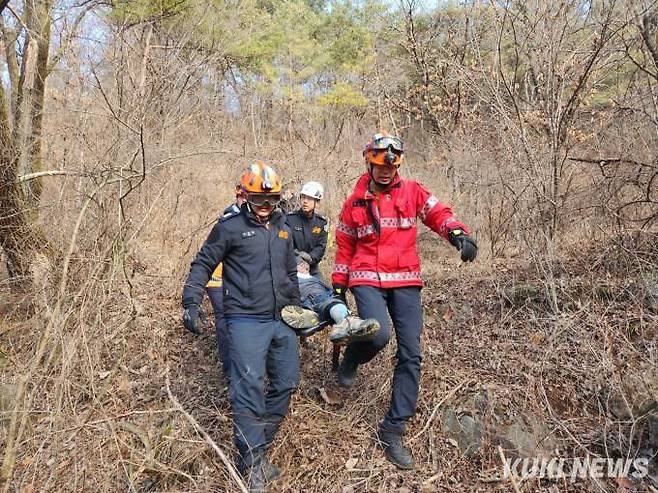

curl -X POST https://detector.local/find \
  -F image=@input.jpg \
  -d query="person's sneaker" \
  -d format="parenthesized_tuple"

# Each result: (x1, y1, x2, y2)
(376, 428, 414, 470)
(281, 305, 320, 329)
(329, 316, 380, 345)
(337, 356, 359, 388)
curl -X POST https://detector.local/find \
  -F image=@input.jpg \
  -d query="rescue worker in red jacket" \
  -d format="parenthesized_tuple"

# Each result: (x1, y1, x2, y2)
(332, 132, 477, 469)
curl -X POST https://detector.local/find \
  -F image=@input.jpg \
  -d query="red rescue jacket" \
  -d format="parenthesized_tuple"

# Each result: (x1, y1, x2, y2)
(332, 172, 468, 289)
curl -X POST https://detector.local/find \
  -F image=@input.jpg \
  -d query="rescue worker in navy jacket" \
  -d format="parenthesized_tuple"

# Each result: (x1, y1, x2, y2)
(182, 163, 300, 492)
(286, 181, 328, 278)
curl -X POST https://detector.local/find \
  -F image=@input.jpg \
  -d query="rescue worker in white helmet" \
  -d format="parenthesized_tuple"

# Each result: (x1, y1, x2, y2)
(286, 181, 328, 279)
(205, 183, 247, 377)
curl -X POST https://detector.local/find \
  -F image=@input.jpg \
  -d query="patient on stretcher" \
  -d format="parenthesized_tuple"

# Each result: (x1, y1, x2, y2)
(281, 256, 379, 344)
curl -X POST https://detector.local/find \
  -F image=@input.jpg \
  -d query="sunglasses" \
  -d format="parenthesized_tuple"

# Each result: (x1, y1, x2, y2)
(371, 136, 404, 152)
(247, 193, 281, 207)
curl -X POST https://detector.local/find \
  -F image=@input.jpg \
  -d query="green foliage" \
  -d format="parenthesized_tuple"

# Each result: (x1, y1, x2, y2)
(316, 81, 369, 108)
(231, 0, 375, 109)
(110, 0, 376, 112)
(110, 0, 191, 24)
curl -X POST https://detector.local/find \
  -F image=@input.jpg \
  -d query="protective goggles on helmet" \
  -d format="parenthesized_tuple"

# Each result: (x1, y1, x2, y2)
(247, 193, 281, 207)
(370, 135, 404, 152)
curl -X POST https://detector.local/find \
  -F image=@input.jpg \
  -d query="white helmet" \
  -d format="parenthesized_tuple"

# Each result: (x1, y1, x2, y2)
(299, 181, 324, 200)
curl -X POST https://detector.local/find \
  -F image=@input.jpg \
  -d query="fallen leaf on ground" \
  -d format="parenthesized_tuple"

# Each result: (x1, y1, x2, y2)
(616, 477, 636, 493)
(319, 387, 341, 405)
(345, 457, 358, 470)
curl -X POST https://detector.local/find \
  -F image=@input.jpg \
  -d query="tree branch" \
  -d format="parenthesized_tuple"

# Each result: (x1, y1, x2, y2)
(16, 169, 79, 183)
(165, 370, 248, 493)
(48, 1, 98, 74)
(567, 156, 656, 169)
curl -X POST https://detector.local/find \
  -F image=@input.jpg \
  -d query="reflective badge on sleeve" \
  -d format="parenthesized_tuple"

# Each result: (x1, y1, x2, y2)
(206, 263, 223, 288)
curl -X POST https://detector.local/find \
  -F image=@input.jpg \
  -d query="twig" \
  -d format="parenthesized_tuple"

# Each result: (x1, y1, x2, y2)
(16, 170, 77, 183)
(412, 378, 473, 441)
(165, 370, 248, 493)
(1, 179, 107, 489)
(498, 446, 522, 493)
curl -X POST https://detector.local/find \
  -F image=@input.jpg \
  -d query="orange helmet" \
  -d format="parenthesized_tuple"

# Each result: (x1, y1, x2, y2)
(363, 132, 404, 167)
(240, 162, 282, 194)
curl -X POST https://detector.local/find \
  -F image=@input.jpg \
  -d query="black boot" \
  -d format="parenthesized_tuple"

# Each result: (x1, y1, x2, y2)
(377, 427, 414, 469)
(243, 459, 269, 493)
(261, 457, 280, 482)
(338, 356, 358, 388)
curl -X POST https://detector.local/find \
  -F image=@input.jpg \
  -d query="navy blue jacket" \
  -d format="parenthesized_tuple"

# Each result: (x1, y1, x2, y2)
(183, 205, 300, 319)
(286, 210, 328, 276)
(222, 203, 240, 217)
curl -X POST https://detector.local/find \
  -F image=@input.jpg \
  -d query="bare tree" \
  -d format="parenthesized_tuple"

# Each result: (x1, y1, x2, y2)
(0, 0, 94, 282)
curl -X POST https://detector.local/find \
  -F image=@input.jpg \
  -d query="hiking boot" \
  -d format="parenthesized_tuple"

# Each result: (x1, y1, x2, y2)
(281, 305, 320, 329)
(261, 457, 280, 482)
(244, 461, 269, 493)
(337, 356, 358, 388)
(329, 316, 380, 345)
(376, 428, 414, 469)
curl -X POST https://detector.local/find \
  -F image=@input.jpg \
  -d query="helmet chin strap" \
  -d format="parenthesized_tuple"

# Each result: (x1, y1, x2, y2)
(247, 202, 273, 223)
(368, 164, 397, 190)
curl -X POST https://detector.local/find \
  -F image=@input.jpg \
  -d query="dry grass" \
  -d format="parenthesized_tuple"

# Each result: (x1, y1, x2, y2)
(1, 224, 657, 492)
(1, 98, 657, 492)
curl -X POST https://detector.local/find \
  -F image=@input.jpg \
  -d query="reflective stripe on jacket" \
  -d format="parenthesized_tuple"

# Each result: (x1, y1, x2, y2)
(331, 172, 468, 289)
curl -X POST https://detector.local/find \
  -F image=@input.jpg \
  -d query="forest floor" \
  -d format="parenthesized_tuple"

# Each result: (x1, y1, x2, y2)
(1, 234, 657, 492)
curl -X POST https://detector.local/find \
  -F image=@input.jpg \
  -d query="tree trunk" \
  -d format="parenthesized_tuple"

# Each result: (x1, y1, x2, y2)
(0, 84, 49, 283)
(25, 0, 52, 205)
(0, 0, 53, 285)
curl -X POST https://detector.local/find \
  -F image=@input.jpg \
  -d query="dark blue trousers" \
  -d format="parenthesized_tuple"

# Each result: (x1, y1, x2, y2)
(346, 286, 423, 434)
(226, 317, 300, 471)
(207, 287, 229, 376)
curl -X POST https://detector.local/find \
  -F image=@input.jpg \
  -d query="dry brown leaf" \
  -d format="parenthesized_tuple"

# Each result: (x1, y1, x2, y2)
(616, 477, 636, 493)
(530, 332, 545, 345)
(319, 387, 341, 405)
(442, 309, 454, 322)
(97, 370, 111, 380)
(345, 457, 358, 470)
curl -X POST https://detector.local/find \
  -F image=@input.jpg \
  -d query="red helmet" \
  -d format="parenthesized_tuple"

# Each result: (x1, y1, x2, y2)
(363, 132, 404, 167)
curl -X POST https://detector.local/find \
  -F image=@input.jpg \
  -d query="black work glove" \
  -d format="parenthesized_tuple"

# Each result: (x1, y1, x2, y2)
(448, 229, 478, 262)
(182, 304, 208, 335)
(332, 284, 348, 304)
